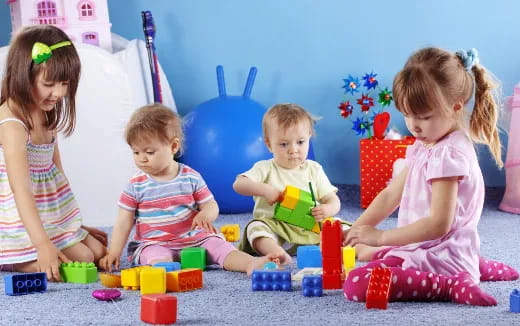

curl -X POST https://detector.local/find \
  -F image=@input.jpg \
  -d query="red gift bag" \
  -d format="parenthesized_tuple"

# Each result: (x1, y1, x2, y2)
(359, 137, 415, 208)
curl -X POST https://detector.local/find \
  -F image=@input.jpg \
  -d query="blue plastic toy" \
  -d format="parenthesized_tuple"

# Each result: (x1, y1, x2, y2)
(180, 66, 271, 213)
(511, 289, 520, 313)
(153, 262, 181, 272)
(252, 270, 292, 291)
(297, 245, 322, 269)
(4, 273, 47, 296)
(302, 275, 323, 297)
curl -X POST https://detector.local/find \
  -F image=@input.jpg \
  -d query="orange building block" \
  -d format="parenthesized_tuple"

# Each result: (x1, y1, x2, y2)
(99, 273, 122, 288)
(166, 268, 203, 292)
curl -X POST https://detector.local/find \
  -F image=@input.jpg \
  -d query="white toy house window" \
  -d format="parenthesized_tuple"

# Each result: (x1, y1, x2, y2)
(79, 1, 96, 19)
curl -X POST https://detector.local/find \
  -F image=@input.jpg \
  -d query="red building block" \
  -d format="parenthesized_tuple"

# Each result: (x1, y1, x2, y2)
(141, 294, 177, 324)
(366, 267, 392, 309)
(321, 219, 343, 289)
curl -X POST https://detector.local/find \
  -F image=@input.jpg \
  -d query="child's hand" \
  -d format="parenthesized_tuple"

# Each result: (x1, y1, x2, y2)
(344, 225, 383, 247)
(99, 252, 120, 272)
(191, 213, 217, 233)
(36, 242, 71, 282)
(82, 225, 108, 246)
(262, 185, 282, 205)
(311, 204, 334, 222)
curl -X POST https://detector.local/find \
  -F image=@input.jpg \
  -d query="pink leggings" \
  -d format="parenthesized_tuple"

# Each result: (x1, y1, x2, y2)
(139, 237, 236, 267)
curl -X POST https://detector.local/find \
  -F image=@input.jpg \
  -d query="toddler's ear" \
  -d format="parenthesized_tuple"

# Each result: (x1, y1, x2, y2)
(264, 137, 273, 152)
(171, 137, 180, 153)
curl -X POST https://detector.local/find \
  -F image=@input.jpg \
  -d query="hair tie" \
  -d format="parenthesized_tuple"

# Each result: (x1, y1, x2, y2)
(455, 48, 479, 71)
(31, 41, 72, 64)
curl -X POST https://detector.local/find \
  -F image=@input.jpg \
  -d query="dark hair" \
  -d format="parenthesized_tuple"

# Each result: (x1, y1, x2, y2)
(125, 104, 184, 155)
(393, 47, 502, 167)
(0, 25, 81, 136)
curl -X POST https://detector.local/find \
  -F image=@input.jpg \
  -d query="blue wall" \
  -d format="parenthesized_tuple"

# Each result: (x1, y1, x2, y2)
(1, 0, 519, 186)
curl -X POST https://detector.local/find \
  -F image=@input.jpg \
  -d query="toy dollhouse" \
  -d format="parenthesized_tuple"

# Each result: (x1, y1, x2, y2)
(7, 0, 112, 52)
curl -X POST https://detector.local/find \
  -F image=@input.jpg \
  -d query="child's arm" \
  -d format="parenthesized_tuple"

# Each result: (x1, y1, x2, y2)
(311, 192, 341, 221)
(1, 122, 70, 281)
(99, 208, 134, 272)
(233, 175, 281, 205)
(191, 199, 219, 233)
(346, 176, 458, 247)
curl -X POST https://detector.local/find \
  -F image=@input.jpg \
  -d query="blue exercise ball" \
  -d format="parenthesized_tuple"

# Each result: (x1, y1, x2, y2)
(180, 66, 271, 213)
(180, 66, 316, 213)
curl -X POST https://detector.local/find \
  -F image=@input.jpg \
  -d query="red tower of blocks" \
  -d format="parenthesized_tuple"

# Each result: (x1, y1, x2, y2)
(321, 219, 343, 289)
(366, 267, 392, 309)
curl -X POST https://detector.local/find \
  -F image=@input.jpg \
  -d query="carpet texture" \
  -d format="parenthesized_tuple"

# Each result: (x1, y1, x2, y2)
(1, 185, 519, 325)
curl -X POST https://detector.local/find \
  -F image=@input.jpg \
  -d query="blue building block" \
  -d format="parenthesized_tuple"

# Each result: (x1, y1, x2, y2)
(302, 275, 323, 297)
(297, 245, 322, 269)
(511, 289, 520, 313)
(252, 270, 292, 291)
(4, 273, 47, 296)
(153, 262, 181, 272)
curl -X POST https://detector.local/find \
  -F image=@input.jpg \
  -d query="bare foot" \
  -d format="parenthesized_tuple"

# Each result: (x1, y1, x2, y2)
(246, 254, 278, 276)
(355, 244, 380, 261)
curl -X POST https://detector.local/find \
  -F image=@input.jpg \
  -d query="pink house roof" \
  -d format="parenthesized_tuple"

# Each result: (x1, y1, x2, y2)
(6, 0, 17, 4)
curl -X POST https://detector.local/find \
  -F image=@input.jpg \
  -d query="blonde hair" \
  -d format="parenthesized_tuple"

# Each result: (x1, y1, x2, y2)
(125, 104, 184, 155)
(393, 47, 502, 167)
(0, 25, 81, 136)
(262, 103, 316, 141)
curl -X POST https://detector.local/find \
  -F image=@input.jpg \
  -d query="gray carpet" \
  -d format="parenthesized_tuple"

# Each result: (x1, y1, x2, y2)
(1, 185, 519, 326)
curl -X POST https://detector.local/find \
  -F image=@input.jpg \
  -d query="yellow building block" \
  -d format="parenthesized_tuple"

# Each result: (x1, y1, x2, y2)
(220, 224, 240, 242)
(280, 185, 300, 210)
(140, 267, 166, 295)
(166, 268, 203, 292)
(121, 266, 150, 290)
(311, 222, 320, 234)
(342, 246, 356, 269)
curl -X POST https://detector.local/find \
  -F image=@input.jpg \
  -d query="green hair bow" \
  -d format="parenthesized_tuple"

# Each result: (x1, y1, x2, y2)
(31, 41, 72, 64)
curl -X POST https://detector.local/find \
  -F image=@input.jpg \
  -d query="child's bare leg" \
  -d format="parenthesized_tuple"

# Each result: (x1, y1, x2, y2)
(252, 237, 292, 265)
(62, 241, 95, 263)
(222, 250, 279, 275)
(13, 260, 39, 273)
(355, 244, 380, 261)
(81, 234, 106, 262)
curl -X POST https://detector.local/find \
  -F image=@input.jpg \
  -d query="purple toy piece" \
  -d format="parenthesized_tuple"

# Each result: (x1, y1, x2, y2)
(92, 289, 121, 301)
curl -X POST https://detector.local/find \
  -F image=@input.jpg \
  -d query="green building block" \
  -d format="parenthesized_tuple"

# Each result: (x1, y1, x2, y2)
(180, 247, 206, 270)
(60, 262, 97, 283)
(291, 189, 314, 219)
(274, 203, 292, 222)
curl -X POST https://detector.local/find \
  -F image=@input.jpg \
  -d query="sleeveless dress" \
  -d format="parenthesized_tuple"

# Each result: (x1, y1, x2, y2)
(0, 118, 87, 265)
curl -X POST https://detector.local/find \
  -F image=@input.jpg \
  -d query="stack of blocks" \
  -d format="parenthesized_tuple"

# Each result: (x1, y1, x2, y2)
(60, 262, 98, 284)
(321, 220, 343, 289)
(4, 272, 47, 296)
(366, 267, 392, 309)
(274, 185, 320, 233)
(121, 266, 203, 293)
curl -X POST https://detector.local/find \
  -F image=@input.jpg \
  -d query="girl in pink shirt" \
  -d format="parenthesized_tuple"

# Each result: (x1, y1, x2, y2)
(343, 47, 518, 306)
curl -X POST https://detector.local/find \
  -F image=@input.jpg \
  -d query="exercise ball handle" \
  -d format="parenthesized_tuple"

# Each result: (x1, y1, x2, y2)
(243, 67, 257, 98)
(217, 65, 226, 97)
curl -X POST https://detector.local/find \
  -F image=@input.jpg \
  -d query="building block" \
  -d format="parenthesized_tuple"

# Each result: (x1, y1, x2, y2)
(252, 270, 292, 291)
(4, 273, 47, 296)
(342, 246, 356, 269)
(274, 185, 319, 233)
(297, 245, 322, 269)
(280, 185, 300, 209)
(99, 273, 122, 288)
(141, 294, 177, 325)
(140, 267, 166, 295)
(153, 262, 181, 272)
(121, 266, 150, 290)
(511, 289, 520, 313)
(366, 267, 392, 309)
(302, 275, 323, 297)
(60, 262, 97, 283)
(180, 247, 206, 270)
(321, 220, 343, 289)
(166, 268, 203, 292)
(220, 224, 240, 242)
